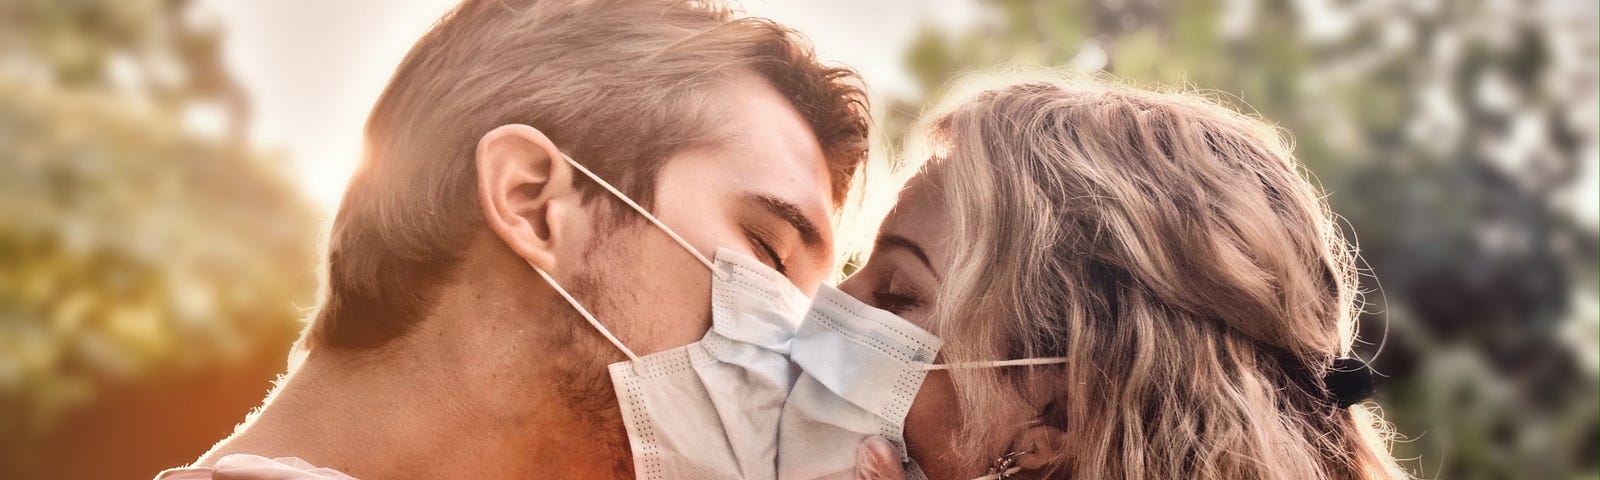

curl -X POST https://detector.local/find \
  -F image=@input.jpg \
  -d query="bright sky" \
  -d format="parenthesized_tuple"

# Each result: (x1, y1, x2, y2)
(197, 0, 979, 216)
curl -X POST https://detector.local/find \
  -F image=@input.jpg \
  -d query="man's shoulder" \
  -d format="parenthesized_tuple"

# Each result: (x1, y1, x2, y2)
(154, 454, 357, 480)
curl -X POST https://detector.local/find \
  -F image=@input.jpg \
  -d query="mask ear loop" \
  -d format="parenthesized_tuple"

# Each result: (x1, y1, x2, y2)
(560, 154, 718, 274)
(526, 154, 722, 364)
(922, 357, 1068, 371)
(530, 266, 642, 362)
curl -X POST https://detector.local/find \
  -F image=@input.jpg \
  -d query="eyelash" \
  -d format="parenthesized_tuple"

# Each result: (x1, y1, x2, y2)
(874, 285, 926, 314)
(747, 231, 787, 275)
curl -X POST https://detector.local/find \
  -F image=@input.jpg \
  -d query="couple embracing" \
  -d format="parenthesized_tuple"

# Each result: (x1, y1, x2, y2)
(159, 1, 1405, 479)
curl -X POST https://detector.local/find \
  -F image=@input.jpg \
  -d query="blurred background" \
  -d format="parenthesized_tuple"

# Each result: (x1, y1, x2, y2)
(0, 0, 1593, 478)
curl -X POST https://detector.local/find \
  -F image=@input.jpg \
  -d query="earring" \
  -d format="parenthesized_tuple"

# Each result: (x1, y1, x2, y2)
(985, 450, 1032, 479)
(984, 418, 1046, 479)
(983, 413, 1076, 480)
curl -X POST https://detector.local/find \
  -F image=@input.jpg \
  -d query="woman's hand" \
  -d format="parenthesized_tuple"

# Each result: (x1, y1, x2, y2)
(814, 436, 904, 480)
(852, 436, 906, 480)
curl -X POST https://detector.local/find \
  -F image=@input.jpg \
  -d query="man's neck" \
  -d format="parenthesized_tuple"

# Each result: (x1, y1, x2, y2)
(195, 319, 630, 478)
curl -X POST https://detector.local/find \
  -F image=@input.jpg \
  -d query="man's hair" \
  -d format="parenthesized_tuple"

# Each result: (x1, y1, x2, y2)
(311, 0, 869, 349)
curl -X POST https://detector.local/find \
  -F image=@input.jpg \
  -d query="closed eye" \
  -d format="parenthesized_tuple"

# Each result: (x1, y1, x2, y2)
(873, 288, 925, 315)
(746, 230, 787, 275)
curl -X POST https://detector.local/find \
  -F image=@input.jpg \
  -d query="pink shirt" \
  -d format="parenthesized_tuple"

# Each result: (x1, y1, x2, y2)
(155, 454, 357, 480)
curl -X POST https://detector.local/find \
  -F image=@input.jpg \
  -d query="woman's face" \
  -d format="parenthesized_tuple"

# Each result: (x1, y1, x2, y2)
(838, 165, 974, 478)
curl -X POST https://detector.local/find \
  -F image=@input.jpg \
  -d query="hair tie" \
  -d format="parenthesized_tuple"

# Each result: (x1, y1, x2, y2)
(1322, 357, 1375, 408)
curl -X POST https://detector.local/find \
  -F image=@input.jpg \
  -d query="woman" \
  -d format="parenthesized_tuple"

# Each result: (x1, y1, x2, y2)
(838, 76, 1407, 479)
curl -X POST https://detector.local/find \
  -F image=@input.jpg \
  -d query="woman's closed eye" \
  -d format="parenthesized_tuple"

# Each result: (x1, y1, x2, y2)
(873, 285, 926, 315)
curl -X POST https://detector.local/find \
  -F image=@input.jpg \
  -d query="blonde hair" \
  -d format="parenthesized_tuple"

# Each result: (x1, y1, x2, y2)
(918, 74, 1407, 479)
(313, 0, 868, 348)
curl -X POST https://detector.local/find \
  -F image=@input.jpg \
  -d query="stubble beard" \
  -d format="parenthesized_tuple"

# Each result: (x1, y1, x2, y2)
(539, 229, 644, 476)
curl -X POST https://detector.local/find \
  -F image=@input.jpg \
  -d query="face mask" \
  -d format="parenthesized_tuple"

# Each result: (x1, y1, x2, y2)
(532, 154, 811, 480)
(779, 284, 1067, 480)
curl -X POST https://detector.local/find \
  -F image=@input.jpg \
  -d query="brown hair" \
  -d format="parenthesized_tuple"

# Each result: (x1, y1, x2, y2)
(312, 0, 868, 348)
(919, 74, 1406, 479)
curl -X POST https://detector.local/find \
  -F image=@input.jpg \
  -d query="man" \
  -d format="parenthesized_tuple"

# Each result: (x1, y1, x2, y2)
(156, 0, 868, 477)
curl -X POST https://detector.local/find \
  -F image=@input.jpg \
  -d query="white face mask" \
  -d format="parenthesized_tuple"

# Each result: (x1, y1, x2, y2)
(532, 154, 810, 480)
(779, 284, 1067, 480)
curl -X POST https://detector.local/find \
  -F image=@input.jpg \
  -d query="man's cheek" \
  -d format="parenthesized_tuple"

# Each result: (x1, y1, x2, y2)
(599, 235, 714, 354)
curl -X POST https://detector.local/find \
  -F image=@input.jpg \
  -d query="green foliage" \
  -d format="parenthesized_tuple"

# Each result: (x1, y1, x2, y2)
(0, 0, 319, 477)
(893, 0, 1600, 478)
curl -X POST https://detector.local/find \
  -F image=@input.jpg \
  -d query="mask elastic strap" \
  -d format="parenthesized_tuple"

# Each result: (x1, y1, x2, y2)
(528, 154, 715, 364)
(561, 154, 716, 273)
(921, 357, 1069, 371)
(531, 265, 641, 362)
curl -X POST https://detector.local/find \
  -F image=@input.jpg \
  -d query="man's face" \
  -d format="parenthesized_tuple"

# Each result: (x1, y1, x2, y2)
(572, 71, 837, 356)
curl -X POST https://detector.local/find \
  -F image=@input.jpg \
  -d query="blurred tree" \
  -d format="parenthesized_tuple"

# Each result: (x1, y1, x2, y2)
(893, 0, 1599, 478)
(0, 0, 319, 478)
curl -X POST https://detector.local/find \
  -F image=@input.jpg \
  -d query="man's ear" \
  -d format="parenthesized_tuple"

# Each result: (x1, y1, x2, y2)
(475, 124, 578, 272)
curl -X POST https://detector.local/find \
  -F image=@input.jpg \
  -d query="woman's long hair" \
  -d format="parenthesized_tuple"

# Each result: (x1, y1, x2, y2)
(919, 74, 1408, 479)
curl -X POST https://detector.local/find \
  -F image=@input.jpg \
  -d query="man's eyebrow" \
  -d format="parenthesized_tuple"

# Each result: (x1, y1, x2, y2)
(747, 193, 823, 247)
(876, 234, 937, 279)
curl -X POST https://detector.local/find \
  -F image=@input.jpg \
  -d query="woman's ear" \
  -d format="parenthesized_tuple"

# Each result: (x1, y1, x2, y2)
(1010, 420, 1069, 471)
(1009, 389, 1071, 471)
(475, 124, 578, 272)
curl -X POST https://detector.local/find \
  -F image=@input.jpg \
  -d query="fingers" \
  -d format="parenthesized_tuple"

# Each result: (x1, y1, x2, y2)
(854, 436, 906, 480)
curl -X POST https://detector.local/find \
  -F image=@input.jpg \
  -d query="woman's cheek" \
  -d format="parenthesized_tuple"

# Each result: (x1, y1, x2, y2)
(903, 370, 968, 479)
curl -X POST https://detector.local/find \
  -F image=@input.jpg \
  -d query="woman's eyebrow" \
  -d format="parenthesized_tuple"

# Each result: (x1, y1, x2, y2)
(876, 234, 938, 279)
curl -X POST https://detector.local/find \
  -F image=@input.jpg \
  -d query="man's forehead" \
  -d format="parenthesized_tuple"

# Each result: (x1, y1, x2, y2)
(703, 72, 835, 222)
